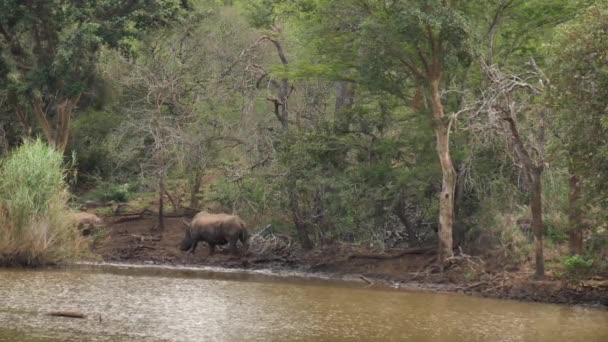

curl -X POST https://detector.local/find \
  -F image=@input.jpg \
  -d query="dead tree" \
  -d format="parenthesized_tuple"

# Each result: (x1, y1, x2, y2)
(477, 60, 547, 277)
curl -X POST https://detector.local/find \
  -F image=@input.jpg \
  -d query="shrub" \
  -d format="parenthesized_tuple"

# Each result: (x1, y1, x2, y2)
(0, 140, 87, 266)
(69, 110, 122, 179)
(544, 211, 569, 244)
(207, 176, 274, 215)
(87, 181, 135, 203)
(563, 255, 593, 278)
(98, 183, 131, 202)
(498, 216, 533, 264)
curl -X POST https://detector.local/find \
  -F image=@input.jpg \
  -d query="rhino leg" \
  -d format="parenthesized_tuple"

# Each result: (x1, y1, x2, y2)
(189, 241, 199, 254)
(229, 238, 239, 255)
(208, 244, 216, 255)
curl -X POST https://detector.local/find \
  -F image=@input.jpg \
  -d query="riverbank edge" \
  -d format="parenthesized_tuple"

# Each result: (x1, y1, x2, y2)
(71, 260, 608, 309)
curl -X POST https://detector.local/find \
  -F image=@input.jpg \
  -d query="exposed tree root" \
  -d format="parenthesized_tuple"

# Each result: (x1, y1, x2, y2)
(347, 246, 435, 260)
(466, 281, 489, 291)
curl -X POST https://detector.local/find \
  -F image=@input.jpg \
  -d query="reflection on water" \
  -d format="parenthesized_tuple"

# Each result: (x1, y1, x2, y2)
(0, 265, 607, 342)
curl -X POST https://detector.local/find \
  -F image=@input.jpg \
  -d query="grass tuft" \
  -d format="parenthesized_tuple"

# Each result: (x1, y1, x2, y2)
(0, 139, 87, 266)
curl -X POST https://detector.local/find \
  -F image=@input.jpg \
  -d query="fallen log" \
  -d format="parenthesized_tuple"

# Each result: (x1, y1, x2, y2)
(112, 208, 191, 222)
(347, 246, 435, 260)
(47, 311, 86, 319)
(113, 215, 144, 224)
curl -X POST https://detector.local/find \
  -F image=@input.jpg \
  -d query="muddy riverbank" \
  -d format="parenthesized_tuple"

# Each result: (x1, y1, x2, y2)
(90, 216, 608, 307)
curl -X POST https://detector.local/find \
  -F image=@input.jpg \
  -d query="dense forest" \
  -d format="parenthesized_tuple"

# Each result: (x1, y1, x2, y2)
(0, 0, 607, 284)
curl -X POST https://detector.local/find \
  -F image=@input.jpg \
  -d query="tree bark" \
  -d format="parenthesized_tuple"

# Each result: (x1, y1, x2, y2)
(31, 94, 81, 152)
(334, 81, 356, 132)
(289, 190, 313, 250)
(158, 173, 165, 231)
(429, 79, 455, 264)
(568, 173, 584, 255)
(267, 37, 291, 131)
(394, 190, 417, 246)
(502, 104, 545, 277)
(189, 172, 203, 209)
(530, 168, 544, 277)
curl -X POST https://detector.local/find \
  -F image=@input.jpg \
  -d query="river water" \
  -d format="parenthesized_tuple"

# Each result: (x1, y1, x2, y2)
(0, 265, 606, 342)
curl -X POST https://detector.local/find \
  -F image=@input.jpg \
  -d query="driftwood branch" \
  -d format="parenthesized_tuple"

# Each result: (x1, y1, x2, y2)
(47, 311, 86, 319)
(358, 275, 374, 285)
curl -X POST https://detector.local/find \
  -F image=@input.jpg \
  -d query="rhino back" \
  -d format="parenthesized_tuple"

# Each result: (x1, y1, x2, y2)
(73, 212, 103, 226)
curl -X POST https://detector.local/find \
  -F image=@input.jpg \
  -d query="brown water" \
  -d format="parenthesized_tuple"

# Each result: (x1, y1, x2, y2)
(0, 264, 607, 342)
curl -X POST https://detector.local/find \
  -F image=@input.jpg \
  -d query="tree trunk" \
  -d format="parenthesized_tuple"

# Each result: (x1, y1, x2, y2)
(530, 168, 544, 277)
(394, 190, 417, 246)
(334, 81, 356, 132)
(453, 163, 468, 246)
(31, 94, 81, 153)
(55, 98, 75, 152)
(279, 80, 289, 131)
(568, 173, 584, 255)
(429, 79, 455, 264)
(289, 190, 313, 250)
(189, 172, 203, 209)
(267, 38, 291, 131)
(158, 173, 165, 231)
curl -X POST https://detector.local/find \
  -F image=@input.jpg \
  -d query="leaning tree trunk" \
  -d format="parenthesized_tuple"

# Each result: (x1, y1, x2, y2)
(568, 173, 584, 255)
(394, 190, 417, 246)
(429, 79, 456, 264)
(32, 94, 81, 153)
(267, 38, 291, 131)
(530, 168, 544, 277)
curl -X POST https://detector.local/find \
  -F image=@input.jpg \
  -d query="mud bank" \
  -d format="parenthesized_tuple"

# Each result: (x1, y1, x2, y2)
(90, 216, 608, 308)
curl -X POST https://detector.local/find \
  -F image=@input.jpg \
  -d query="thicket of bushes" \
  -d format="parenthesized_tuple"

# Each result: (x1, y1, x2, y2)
(0, 140, 86, 266)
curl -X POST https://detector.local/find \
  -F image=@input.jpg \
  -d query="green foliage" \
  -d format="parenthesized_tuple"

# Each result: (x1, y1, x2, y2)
(239, 0, 277, 28)
(0, 0, 188, 94)
(290, 0, 473, 95)
(70, 110, 122, 179)
(0, 140, 86, 266)
(1, 0, 606, 268)
(270, 96, 441, 244)
(0, 0, 188, 148)
(82, 178, 140, 203)
(473, 0, 591, 64)
(563, 255, 594, 278)
(207, 176, 275, 215)
(544, 211, 569, 244)
(94, 207, 114, 217)
(95, 182, 133, 203)
(547, 3, 608, 200)
(0, 140, 67, 227)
